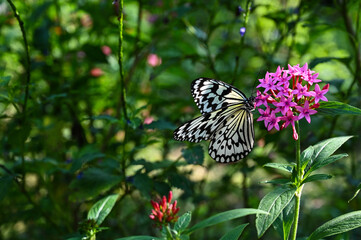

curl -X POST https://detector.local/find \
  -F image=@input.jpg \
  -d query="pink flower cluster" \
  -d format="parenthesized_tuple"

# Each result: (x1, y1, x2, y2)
(149, 191, 180, 229)
(256, 63, 329, 140)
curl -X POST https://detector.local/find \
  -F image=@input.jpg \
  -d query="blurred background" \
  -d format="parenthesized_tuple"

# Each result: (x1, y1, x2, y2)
(0, 0, 360, 239)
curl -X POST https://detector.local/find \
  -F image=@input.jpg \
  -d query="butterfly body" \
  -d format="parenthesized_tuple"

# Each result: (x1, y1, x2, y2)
(174, 78, 255, 163)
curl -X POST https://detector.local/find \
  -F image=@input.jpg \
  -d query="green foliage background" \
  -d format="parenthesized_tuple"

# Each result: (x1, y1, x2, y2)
(0, 0, 360, 239)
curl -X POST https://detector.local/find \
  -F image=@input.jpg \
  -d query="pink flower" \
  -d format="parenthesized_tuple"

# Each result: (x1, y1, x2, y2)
(147, 54, 162, 67)
(101, 45, 112, 56)
(257, 107, 271, 127)
(149, 191, 180, 229)
(275, 96, 297, 115)
(295, 101, 317, 123)
(255, 63, 329, 138)
(292, 83, 313, 99)
(313, 84, 329, 103)
(266, 112, 281, 131)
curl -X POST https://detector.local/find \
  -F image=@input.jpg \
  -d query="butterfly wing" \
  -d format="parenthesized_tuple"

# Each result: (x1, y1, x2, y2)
(173, 106, 241, 143)
(208, 107, 254, 163)
(191, 78, 248, 115)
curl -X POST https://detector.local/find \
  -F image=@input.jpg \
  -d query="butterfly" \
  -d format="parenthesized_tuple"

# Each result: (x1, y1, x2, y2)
(174, 78, 256, 163)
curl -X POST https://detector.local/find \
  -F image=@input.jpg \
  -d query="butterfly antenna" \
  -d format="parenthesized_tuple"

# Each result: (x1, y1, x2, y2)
(251, 70, 261, 97)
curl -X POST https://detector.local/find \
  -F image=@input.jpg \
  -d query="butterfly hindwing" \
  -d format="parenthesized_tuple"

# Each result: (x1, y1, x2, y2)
(208, 109, 254, 163)
(191, 78, 248, 115)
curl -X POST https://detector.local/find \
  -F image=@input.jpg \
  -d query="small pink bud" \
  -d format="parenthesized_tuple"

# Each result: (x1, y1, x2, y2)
(90, 68, 103, 77)
(101, 45, 112, 56)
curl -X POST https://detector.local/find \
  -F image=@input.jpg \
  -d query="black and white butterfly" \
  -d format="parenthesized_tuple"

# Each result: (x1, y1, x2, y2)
(174, 78, 256, 163)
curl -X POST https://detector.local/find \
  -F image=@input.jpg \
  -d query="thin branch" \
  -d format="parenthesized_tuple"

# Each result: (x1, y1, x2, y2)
(7, 0, 31, 188)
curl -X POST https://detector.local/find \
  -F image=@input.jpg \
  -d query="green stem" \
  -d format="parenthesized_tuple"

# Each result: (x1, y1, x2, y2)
(6, 0, 31, 187)
(117, 0, 127, 120)
(116, 0, 129, 193)
(291, 120, 302, 240)
(231, 0, 252, 85)
(166, 225, 175, 240)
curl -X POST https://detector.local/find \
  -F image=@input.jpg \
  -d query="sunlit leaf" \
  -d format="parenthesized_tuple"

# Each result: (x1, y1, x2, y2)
(256, 186, 296, 237)
(308, 211, 361, 240)
(318, 101, 361, 115)
(185, 208, 267, 234)
(88, 194, 118, 225)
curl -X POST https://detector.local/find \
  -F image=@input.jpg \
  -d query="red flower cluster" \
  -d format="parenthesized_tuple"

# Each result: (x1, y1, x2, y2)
(256, 63, 329, 140)
(149, 191, 180, 229)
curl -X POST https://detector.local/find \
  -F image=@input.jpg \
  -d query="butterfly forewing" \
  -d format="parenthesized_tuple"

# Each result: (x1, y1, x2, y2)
(173, 106, 241, 143)
(175, 78, 255, 163)
(191, 78, 248, 115)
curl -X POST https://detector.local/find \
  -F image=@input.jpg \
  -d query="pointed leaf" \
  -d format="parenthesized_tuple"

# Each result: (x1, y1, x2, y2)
(220, 224, 249, 240)
(302, 174, 332, 184)
(256, 186, 297, 237)
(308, 136, 352, 171)
(348, 183, 361, 203)
(308, 153, 348, 174)
(260, 179, 291, 185)
(175, 211, 192, 232)
(264, 163, 294, 173)
(308, 211, 361, 240)
(185, 208, 268, 234)
(273, 205, 295, 240)
(88, 194, 118, 225)
(301, 146, 314, 170)
(318, 101, 361, 115)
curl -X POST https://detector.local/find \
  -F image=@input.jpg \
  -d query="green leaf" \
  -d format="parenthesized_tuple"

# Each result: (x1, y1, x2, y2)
(263, 163, 294, 173)
(260, 179, 291, 185)
(309, 57, 351, 68)
(69, 168, 122, 201)
(0, 175, 13, 201)
(318, 101, 361, 115)
(144, 119, 176, 130)
(175, 211, 192, 233)
(219, 223, 249, 240)
(133, 172, 153, 198)
(282, 197, 295, 240)
(308, 136, 353, 171)
(308, 153, 348, 174)
(308, 211, 361, 240)
(300, 146, 314, 171)
(256, 186, 297, 237)
(87, 194, 118, 225)
(273, 198, 295, 240)
(302, 174, 332, 184)
(185, 208, 268, 234)
(182, 145, 204, 165)
(115, 236, 161, 240)
(348, 183, 361, 203)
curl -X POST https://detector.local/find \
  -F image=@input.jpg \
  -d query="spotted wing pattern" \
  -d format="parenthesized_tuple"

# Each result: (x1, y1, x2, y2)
(191, 78, 248, 115)
(173, 106, 241, 143)
(208, 108, 254, 163)
(174, 78, 255, 163)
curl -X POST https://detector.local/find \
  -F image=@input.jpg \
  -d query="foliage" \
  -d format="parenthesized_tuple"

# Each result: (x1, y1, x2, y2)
(1, 0, 361, 239)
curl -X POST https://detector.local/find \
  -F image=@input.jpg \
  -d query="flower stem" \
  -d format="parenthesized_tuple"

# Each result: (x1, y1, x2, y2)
(291, 120, 302, 240)
(166, 225, 175, 240)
